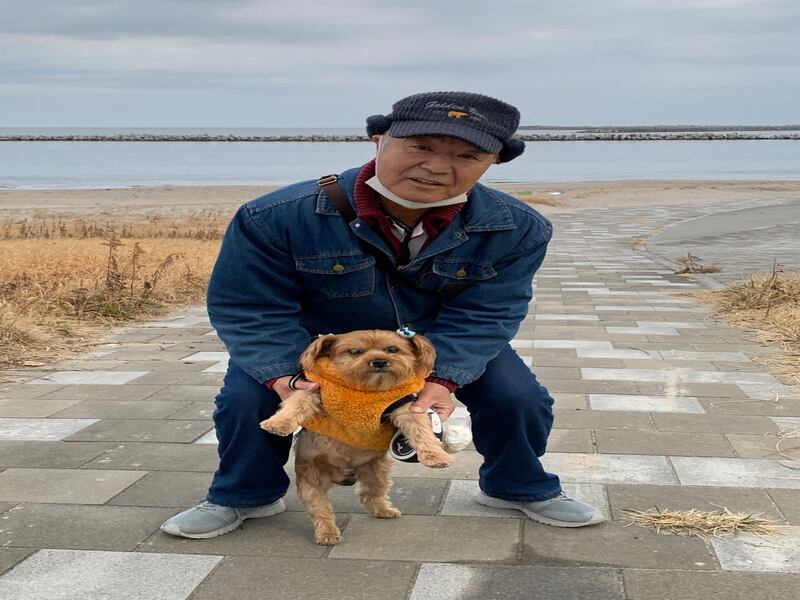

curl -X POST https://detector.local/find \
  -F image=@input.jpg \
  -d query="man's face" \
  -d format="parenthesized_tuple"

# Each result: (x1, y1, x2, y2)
(373, 134, 496, 202)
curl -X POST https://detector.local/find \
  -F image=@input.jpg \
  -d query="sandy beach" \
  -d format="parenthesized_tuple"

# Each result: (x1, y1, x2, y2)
(2, 180, 799, 221)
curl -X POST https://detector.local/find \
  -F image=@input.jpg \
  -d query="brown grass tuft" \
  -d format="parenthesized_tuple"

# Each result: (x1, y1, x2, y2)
(623, 507, 784, 538)
(0, 215, 221, 368)
(673, 252, 722, 274)
(698, 263, 800, 385)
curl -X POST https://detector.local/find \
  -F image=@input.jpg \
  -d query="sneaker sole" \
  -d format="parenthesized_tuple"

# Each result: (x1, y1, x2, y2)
(160, 500, 286, 539)
(475, 494, 605, 528)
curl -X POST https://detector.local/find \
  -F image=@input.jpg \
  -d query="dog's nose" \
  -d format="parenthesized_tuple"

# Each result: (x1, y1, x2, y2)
(370, 359, 390, 368)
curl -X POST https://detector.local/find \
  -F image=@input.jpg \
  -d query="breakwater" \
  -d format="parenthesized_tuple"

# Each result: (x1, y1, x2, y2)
(2, 133, 799, 142)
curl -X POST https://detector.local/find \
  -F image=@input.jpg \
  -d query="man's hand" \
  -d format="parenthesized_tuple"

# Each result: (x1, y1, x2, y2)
(271, 375, 319, 402)
(411, 381, 456, 421)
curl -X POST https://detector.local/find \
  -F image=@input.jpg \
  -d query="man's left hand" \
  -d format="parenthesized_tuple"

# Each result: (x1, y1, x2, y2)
(411, 381, 456, 421)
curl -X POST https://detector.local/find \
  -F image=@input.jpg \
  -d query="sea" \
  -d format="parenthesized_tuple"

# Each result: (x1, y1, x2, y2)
(1, 128, 798, 189)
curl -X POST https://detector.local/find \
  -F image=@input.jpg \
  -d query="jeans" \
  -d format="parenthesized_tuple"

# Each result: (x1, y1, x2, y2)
(206, 344, 562, 506)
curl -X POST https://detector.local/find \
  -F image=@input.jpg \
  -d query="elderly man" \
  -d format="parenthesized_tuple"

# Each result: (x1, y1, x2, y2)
(161, 91, 604, 538)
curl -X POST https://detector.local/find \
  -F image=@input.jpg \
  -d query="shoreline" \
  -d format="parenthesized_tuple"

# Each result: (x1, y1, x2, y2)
(1, 180, 799, 218)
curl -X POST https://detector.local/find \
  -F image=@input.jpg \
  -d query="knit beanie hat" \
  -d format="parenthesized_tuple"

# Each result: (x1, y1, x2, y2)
(366, 91, 525, 163)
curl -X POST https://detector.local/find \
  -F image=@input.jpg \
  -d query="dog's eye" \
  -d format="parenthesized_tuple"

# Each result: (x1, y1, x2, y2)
(385, 346, 399, 354)
(347, 348, 364, 355)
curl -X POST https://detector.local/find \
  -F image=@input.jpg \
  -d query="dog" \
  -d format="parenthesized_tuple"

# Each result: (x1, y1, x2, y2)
(260, 329, 454, 545)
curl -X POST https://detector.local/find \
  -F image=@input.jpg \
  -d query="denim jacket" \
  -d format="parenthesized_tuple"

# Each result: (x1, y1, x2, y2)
(207, 165, 552, 387)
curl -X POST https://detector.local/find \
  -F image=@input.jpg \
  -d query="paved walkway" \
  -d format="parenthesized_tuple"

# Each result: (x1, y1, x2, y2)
(1, 198, 799, 599)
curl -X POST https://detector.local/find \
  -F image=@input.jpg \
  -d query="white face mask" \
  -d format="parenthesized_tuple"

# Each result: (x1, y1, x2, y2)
(365, 175, 468, 209)
(368, 136, 468, 209)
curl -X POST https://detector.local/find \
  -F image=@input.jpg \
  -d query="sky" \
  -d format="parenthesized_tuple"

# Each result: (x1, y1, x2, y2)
(1, 0, 798, 127)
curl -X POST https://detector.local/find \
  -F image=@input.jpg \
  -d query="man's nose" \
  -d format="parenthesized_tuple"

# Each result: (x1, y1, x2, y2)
(420, 153, 453, 174)
(370, 359, 390, 368)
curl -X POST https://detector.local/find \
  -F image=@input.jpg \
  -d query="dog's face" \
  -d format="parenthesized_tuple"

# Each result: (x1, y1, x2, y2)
(300, 330, 435, 391)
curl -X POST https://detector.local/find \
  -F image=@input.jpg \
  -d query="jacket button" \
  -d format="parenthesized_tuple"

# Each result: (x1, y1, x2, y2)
(332, 263, 345, 273)
(455, 268, 467, 278)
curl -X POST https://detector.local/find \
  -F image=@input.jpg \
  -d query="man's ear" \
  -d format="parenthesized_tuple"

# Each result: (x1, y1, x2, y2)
(300, 335, 337, 372)
(407, 335, 436, 377)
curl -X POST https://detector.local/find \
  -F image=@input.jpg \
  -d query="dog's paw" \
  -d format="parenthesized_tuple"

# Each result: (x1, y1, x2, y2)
(369, 505, 402, 519)
(418, 449, 455, 469)
(259, 418, 296, 436)
(315, 530, 343, 546)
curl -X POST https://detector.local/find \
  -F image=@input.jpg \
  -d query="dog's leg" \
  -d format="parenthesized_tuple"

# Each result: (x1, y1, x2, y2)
(260, 389, 321, 436)
(296, 458, 342, 545)
(355, 456, 401, 518)
(389, 404, 454, 468)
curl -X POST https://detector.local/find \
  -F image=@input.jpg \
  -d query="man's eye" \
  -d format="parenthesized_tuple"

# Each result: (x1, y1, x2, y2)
(385, 346, 399, 354)
(460, 154, 480, 161)
(348, 348, 364, 355)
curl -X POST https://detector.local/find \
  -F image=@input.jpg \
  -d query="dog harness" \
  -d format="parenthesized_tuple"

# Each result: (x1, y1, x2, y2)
(302, 357, 427, 451)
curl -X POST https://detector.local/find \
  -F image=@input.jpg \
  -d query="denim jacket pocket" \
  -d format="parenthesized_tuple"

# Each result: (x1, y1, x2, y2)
(432, 259, 497, 295)
(295, 254, 376, 298)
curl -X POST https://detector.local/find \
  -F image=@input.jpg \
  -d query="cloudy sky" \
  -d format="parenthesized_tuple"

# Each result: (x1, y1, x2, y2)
(1, 0, 798, 127)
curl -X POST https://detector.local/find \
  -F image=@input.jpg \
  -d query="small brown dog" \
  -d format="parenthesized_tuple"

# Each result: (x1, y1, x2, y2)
(260, 329, 454, 545)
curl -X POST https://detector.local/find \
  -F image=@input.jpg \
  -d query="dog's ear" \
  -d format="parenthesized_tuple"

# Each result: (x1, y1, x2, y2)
(300, 335, 337, 372)
(407, 334, 436, 377)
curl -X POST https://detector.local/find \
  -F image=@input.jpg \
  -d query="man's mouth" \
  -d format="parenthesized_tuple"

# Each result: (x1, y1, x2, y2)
(409, 177, 445, 186)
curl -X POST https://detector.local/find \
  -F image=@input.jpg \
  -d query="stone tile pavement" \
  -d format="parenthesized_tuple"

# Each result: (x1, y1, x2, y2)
(1, 198, 799, 599)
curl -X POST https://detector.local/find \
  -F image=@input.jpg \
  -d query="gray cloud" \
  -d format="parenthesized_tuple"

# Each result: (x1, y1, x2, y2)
(1, 0, 798, 125)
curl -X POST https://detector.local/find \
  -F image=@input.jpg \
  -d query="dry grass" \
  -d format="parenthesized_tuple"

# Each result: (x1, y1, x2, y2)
(0, 215, 222, 368)
(623, 507, 784, 538)
(699, 264, 800, 385)
(673, 252, 722, 274)
(515, 190, 562, 207)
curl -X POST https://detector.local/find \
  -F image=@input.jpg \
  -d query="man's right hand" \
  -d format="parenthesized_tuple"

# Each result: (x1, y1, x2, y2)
(271, 375, 319, 402)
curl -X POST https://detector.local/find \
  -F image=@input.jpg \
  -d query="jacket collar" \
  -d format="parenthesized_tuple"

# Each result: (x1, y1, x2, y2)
(316, 166, 516, 233)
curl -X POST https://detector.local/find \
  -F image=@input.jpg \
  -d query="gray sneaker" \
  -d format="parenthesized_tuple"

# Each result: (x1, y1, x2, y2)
(476, 491, 605, 527)
(160, 499, 286, 539)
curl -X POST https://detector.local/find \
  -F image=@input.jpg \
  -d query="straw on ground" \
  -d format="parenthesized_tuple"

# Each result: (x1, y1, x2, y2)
(623, 507, 784, 538)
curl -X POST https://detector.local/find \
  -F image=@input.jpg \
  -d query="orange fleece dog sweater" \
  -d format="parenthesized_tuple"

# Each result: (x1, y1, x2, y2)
(302, 358, 427, 451)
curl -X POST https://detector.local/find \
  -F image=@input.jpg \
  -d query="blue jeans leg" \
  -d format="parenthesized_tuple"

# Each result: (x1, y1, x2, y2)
(456, 344, 562, 502)
(206, 360, 292, 507)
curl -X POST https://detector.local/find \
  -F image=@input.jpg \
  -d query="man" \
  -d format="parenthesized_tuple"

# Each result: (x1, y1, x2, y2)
(161, 91, 604, 538)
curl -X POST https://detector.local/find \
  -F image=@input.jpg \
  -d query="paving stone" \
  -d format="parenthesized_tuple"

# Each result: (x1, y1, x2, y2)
(40, 384, 164, 401)
(606, 484, 785, 523)
(0, 548, 35, 576)
(532, 356, 625, 369)
(109, 360, 217, 372)
(0, 468, 146, 504)
(547, 428, 594, 453)
(768, 490, 800, 525)
(710, 528, 800, 573)
(725, 434, 800, 459)
(440, 480, 609, 520)
(596, 430, 736, 457)
(390, 450, 483, 480)
(671, 457, 800, 489)
(637, 382, 748, 398)
(0, 548, 221, 600)
(282, 476, 447, 516)
(0, 441, 114, 469)
(699, 396, 800, 416)
(65, 419, 212, 443)
(545, 379, 640, 395)
(27, 371, 150, 385)
(329, 514, 519, 562)
(0, 399, 82, 417)
(165, 401, 215, 420)
(541, 453, 677, 485)
(192, 429, 218, 444)
(51, 400, 190, 419)
(521, 521, 715, 569)
(553, 409, 654, 431)
(551, 393, 588, 409)
(589, 393, 704, 413)
(622, 569, 800, 600)
(0, 503, 175, 551)
(108, 471, 212, 507)
(128, 372, 225, 386)
(140, 511, 332, 557)
(81, 442, 220, 472)
(192, 556, 416, 600)
(144, 385, 220, 402)
(410, 563, 624, 600)
(0, 418, 99, 441)
(652, 413, 778, 434)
